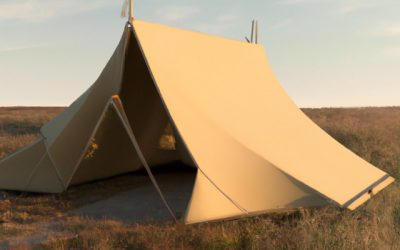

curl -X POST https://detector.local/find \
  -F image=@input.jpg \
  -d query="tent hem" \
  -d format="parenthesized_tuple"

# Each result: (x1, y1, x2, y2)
(343, 174, 393, 209)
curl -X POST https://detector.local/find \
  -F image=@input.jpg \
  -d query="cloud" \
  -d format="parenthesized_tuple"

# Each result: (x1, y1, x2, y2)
(0, 44, 48, 53)
(216, 13, 238, 23)
(278, 0, 390, 15)
(339, 1, 377, 14)
(154, 6, 199, 21)
(193, 12, 239, 36)
(381, 23, 400, 36)
(370, 23, 400, 37)
(268, 19, 293, 31)
(382, 47, 400, 57)
(0, 0, 114, 22)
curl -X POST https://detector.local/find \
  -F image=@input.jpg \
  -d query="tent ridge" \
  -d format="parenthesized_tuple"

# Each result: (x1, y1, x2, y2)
(134, 19, 259, 47)
(116, 23, 133, 94)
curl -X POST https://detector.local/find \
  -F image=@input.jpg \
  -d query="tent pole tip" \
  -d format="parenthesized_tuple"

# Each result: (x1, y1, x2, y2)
(129, 0, 134, 22)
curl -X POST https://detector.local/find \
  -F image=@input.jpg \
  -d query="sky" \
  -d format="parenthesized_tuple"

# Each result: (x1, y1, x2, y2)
(0, 0, 399, 107)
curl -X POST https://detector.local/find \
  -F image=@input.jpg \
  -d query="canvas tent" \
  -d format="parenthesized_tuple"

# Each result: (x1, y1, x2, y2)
(0, 18, 394, 224)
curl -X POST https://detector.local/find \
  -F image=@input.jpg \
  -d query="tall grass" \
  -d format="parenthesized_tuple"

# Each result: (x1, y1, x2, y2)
(0, 107, 399, 249)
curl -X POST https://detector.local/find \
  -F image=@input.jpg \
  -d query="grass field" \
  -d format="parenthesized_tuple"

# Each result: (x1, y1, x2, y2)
(0, 107, 399, 249)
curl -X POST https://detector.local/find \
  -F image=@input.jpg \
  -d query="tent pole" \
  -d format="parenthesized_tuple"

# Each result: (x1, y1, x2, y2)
(111, 95, 178, 222)
(250, 20, 255, 43)
(129, 0, 134, 23)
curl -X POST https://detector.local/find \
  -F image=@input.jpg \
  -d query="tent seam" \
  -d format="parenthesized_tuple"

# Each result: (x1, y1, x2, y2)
(41, 135, 67, 191)
(198, 168, 248, 213)
(23, 137, 47, 191)
(342, 174, 391, 208)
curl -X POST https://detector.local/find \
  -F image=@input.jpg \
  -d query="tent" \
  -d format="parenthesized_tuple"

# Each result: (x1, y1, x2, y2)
(0, 18, 394, 224)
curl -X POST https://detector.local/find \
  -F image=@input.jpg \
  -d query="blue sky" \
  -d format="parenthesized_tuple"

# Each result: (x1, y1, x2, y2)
(0, 0, 399, 107)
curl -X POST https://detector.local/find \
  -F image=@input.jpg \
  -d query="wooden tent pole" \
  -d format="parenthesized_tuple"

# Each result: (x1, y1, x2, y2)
(111, 95, 177, 222)
(129, 0, 134, 22)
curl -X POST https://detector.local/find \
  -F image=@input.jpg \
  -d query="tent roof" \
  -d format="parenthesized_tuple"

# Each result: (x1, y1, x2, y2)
(133, 20, 394, 214)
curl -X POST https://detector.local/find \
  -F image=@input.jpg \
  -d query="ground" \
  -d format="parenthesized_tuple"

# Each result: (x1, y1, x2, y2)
(0, 107, 399, 249)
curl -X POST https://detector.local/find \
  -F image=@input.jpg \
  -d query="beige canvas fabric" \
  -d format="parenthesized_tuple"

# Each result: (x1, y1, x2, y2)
(0, 19, 394, 224)
(185, 171, 244, 224)
(70, 103, 142, 185)
(25, 153, 64, 193)
(132, 20, 394, 222)
(41, 87, 92, 147)
(47, 30, 128, 187)
(0, 139, 46, 190)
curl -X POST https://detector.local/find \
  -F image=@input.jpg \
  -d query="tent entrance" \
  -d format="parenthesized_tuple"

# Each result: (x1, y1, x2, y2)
(70, 95, 197, 222)
(72, 26, 198, 222)
(111, 95, 177, 220)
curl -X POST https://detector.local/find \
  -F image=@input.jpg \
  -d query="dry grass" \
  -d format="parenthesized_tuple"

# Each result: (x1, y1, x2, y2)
(0, 107, 64, 160)
(0, 106, 399, 249)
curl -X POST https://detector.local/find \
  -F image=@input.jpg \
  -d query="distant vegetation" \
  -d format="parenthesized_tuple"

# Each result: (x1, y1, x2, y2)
(0, 107, 399, 249)
(0, 107, 63, 159)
